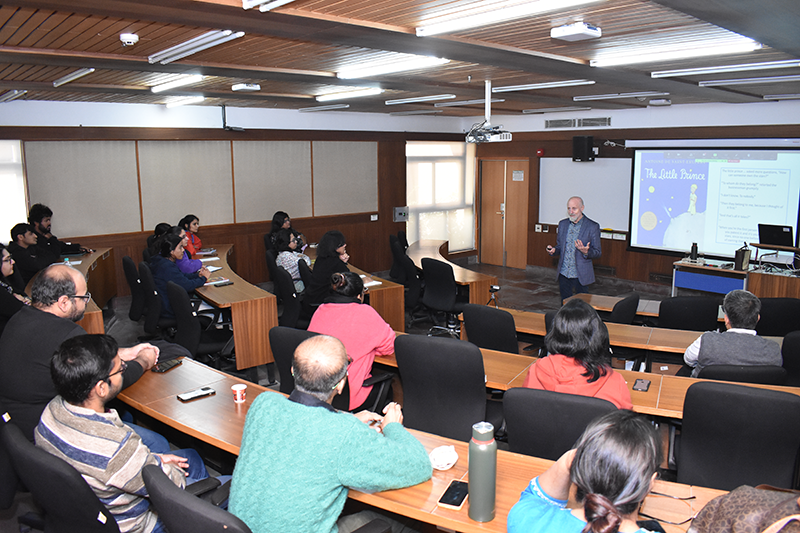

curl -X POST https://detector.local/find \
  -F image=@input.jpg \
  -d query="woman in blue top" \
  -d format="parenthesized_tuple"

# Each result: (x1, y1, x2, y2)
(508, 410, 662, 533)
(149, 234, 210, 318)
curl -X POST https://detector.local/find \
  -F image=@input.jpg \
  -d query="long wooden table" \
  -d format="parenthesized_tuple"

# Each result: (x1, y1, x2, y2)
(117, 358, 724, 533)
(406, 240, 498, 305)
(195, 244, 277, 370)
(566, 293, 725, 322)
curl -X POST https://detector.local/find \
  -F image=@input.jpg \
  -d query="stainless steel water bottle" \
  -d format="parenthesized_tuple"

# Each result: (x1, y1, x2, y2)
(468, 421, 496, 522)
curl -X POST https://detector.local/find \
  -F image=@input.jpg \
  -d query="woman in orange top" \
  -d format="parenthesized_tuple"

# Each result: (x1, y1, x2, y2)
(179, 214, 202, 256)
(523, 299, 632, 409)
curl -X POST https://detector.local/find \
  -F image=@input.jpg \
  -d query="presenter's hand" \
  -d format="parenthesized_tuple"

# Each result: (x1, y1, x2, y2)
(575, 239, 590, 255)
(546, 245, 555, 256)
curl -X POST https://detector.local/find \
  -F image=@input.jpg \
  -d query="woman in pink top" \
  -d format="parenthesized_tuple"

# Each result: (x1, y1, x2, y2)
(308, 271, 395, 411)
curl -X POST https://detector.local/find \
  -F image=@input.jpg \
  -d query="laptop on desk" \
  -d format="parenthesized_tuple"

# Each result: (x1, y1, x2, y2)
(757, 224, 796, 266)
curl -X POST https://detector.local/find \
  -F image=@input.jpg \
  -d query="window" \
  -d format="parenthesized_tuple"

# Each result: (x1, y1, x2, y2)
(0, 140, 27, 244)
(406, 142, 475, 251)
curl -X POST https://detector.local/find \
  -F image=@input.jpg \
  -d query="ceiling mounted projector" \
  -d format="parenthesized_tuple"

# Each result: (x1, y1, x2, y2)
(551, 22, 602, 42)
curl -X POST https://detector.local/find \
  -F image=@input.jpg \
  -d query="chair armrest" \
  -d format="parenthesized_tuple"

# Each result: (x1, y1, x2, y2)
(363, 372, 394, 387)
(353, 519, 392, 533)
(185, 476, 220, 497)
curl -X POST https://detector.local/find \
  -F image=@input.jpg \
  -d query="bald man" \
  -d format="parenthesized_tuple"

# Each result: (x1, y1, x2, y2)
(0, 264, 158, 442)
(546, 196, 602, 302)
(230, 335, 432, 533)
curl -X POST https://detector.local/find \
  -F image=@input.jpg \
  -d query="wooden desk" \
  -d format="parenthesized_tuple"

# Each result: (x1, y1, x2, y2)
(117, 358, 723, 533)
(567, 293, 661, 317)
(406, 240, 498, 305)
(195, 244, 278, 370)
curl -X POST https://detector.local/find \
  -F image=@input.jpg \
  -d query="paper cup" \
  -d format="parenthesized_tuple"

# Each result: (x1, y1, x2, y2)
(231, 383, 247, 403)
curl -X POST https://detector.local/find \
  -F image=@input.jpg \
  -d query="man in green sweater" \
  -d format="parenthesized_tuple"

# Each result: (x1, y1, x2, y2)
(230, 335, 432, 533)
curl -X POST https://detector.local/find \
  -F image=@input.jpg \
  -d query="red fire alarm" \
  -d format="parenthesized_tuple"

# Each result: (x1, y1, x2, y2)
(536, 149, 545, 157)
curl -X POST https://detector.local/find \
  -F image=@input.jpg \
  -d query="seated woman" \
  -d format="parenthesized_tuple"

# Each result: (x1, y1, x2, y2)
(304, 230, 349, 310)
(0, 244, 29, 337)
(146, 222, 172, 259)
(166, 226, 203, 275)
(178, 214, 202, 257)
(267, 211, 304, 252)
(523, 299, 632, 409)
(274, 228, 311, 293)
(149, 234, 210, 318)
(308, 271, 395, 411)
(508, 410, 661, 533)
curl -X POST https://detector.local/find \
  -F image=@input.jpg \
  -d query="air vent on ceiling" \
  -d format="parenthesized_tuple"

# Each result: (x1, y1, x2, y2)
(545, 118, 576, 129)
(578, 117, 611, 127)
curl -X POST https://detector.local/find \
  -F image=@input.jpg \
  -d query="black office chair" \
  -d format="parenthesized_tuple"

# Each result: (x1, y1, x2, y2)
(142, 248, 152, 263)
(462, 304, 519, 354)
(263, 233, 276, 255)
(273, 266, 308, 329)
(394, 335, 503, 442)
(608, 292, 640, 324)
(399, 255, 426, 327)
(782, 330, 800, 387)
(0, 421, 121, 533)
(523, 310, 556, 355)
(269, 327, 320, 394)
(331, 370, 395, 414)
(142, 465, 251, 533)
(677, 381, 800, 490)
(166, 281, 234, 363)
(503, 388, 617, 460)
(298, 259, 313, 294)
(122, 256, 146, 322)
(264, 249, 281, 303)
(389, 235, 406, 283)
(657, 296, 720, 332)
(138, 261, 176, 338)
(397, 230, 409, 252)
(0, 402, 18, 511)
(756, 298, 800, 337)
(697, 364, 787, 385)
(421, 258, 465, 338)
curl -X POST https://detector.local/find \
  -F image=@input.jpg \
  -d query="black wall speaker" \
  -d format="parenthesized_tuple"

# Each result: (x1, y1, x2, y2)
(573, 135, 594, 162)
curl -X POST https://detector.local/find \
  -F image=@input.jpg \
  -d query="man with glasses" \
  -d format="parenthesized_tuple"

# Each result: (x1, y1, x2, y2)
(0, 264, 159, 442)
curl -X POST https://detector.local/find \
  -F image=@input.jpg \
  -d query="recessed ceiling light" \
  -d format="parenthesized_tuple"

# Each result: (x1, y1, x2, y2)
(337, 56, 449, 80)
(316, 88, 383, 102)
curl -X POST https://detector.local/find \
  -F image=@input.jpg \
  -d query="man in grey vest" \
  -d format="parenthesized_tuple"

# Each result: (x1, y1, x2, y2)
(683, 289, 782, 377)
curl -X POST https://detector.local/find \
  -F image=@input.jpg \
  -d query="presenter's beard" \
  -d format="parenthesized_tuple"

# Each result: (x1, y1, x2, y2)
(568, 214, 578, 223)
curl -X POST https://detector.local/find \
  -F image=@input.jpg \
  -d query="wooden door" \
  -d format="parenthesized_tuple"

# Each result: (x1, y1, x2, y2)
(479, 159, 530, 269)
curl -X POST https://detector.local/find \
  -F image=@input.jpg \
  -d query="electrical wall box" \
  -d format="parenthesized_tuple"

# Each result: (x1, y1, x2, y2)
(393, 206, 409, 222)
(535, 224, 542, 232)
(370, 214, 378, 221)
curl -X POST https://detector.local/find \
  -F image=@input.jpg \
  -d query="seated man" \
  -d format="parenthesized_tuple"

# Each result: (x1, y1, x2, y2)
(28, 202, 90, 258)
(35, 334, 213, 533)
(683, 289, 782, 377)
(7, 223, 58, 284)
(230, 335, 432, 533)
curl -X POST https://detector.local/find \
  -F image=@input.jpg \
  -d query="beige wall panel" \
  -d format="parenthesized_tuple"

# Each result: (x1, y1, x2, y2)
(139, 141, 233, 230)
(24, 141, 141, 237)
(312, 141, 377, 216)
(232, 141, 312, 223)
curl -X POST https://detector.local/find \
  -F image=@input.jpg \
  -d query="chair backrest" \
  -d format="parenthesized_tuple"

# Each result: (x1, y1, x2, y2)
(122, 256, 146, 322)
(462, 304, 518, 354)
(658, 296, 720, 332)
(138, 261, 163, 336)
(545, 310, 556, 333)
(268, 327, 320, 394)
(503, 388, 617, 460)
(756, 298, 800, 337)
(263, 233, 275, 254)
(389, 235, 407, 283)
(678, 381, 800, 490)
(394, 335, 488, 441)
(297, 259, 313, 292)
(0, 402, 19, 510)
(142, 248, 152, 263)
(0, 421, 121, 533)
(166, 281, 201, 356)
(400, 255, 422, 309)
(142, 465, 252, 533)
(421, 258, 457, 313)
(397, 230, 409, 251)
(697, 364, 787, 385)
(608, 292, 640, 325)
(782, 330, 800, 387)
(273, 266, 301, 328)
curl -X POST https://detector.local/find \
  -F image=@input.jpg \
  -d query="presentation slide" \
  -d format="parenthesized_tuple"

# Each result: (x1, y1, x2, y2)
(629, 148, 800, 259)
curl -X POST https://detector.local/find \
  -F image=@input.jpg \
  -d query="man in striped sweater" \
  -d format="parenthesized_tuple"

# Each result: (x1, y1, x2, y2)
(35, 334, 209, 533)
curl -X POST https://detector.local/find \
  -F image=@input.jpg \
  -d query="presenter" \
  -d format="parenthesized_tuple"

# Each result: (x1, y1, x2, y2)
(546, 196, 601, 302)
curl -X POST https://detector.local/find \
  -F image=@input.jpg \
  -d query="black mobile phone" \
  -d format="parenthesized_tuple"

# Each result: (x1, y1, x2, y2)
(177, 387, 216, 402)
(151, 359, 182, 373)
(633, 379, 651, 392)
(437, 480, 468, 510)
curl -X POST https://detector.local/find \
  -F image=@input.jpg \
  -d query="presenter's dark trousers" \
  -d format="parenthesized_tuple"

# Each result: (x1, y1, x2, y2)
(558, 274, 587, 303)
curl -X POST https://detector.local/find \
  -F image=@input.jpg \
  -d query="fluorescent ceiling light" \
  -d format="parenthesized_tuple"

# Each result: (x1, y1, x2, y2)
(299, 104, 350, 112)
(165, 96, 205, 108)
(52, 68, 95, 87)
(0, 90, 27, 103)
(415, 0, 601, 36)
(259, 0, 295, 11)
(148, 30, 245, 65)
(390, 109, 445, 116)
(522, 106, 591, 113)
(316, 88, 383, 102)
(385, 94, 456, 105)
(573, 91, 669, 101)
(337, 56, 449, 80)
(698, 74, 800, 87)
(652, 60, 800, 78)
(151, 75, 204, 93)
(232, 83, 261, 91)
(591, 39, 762, 68)
(434, 98, 505, 107)
(493, 79, 595, 92)
(764, 94, 800, 101)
